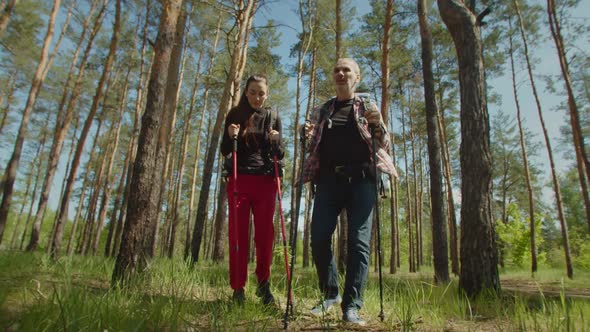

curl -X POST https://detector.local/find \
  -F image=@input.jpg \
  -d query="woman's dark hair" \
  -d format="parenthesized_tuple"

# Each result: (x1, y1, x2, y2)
(238, 74, 268, 148)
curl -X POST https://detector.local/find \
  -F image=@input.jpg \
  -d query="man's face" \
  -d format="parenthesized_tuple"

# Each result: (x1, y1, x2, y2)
(333, 59, 360, 95)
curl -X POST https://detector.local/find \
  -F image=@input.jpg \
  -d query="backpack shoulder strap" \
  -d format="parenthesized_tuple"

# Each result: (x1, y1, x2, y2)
(356, 93, 373, 113)
(318, 98, 334, 121)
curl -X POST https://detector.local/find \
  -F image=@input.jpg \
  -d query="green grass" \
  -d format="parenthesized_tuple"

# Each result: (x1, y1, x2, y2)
(1, 251, 589, 331)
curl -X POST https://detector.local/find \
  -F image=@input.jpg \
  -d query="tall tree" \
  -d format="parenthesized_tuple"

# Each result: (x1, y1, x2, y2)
(512, 0, 573, 278)
(507, 14, 537, 273)
(437, 0, 500, 297)
(0, 0, 61, 244)
(91, 69, 130, 255)
(146, 5, 187, 257)
(113, 0, 183, 284)
(111, 0, 153, 259)
(290, 0, 314, 244)
(401, 94, 415, 273)
(546, 0, 590, 230)
(418, 0, 449, 283)
(50, 0, 121, 259)
(186, 20, 221, 260)
(26, 0, 107, 252)
(191, 0, 258, 262)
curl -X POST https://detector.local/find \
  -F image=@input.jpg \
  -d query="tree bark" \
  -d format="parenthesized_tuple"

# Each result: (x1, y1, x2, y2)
(111, 0, 152, 259)
(112, 0, 182, 284)
(147, 7, 187, 257)
(418, 0, 448, 283)
(438, 0, 500, 296)
(0, 0, 61, 244)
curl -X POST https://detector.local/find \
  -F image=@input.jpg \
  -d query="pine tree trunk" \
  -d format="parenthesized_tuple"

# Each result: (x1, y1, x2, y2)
(191, 0, 258, 262)
(67, 175, 87, 255)
(10, 111, 50, 248)
(302, 45, 317, 268)
(111, 0, 152, 259)
(50, 0, 121, 259)
(19, 146, 46, 250)
(112, 0, 182, 284)
(104, 134, 130, 257)
(417, 143, 424, 267)
(0, 0, 61, 244)
(438, 0, 500, 296)
(184, 19, 221, 260)
(9, 149, 35, 248)
(437, 102, 459, 275)
(26, 0, 107, 252)
(290, 0, 314, 231)
(409, 104, 419, 271)
(91, 70, 129, 255)
(401, 101, 414, 272)
(79, 117, 107, 255)
(513, 0, 573, 278)
(167, 16, 193, 259)
(0, 71, 16, 135)
(211, 161, 227, 262)
(186, 86, 211, 259)
(419, 0, 449, 282)
(546, 0, 590, 230)
(0, 0, 18, 37)
(507, 15, 537, 273)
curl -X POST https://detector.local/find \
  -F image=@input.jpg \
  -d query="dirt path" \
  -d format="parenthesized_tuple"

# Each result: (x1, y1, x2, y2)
(500, 278, 590, 300)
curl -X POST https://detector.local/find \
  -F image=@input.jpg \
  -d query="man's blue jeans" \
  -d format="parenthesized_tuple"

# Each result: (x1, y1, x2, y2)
(310, 176, 376, 311)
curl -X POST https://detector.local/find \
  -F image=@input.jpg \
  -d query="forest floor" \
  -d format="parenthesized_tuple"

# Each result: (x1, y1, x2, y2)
(1, 252, 589, 331)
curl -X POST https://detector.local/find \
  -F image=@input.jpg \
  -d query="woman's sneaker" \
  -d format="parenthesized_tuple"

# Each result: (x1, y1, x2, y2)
(310, 295, 342, 316)
(342, 308, 366, 326)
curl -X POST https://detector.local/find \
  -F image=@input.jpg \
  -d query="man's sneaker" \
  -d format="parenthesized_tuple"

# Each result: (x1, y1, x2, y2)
(232, 288, 245, 305)
(310, 295, 342, 316)
(342, 308, 366, 326)
(255, 280, 275, 305)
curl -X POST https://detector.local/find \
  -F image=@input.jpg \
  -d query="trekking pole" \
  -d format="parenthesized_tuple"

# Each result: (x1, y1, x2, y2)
(283, 120, 310, 329)
(272, 143, 293, 306)
(370, 125, 385, 322)
(231, 135, 239, 280)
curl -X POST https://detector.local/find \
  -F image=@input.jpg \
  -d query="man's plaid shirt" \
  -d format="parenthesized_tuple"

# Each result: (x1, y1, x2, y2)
(301, 95, 398, 184)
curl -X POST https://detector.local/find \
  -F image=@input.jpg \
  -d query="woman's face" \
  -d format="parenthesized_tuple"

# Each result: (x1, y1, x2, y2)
(245, 80, 268, 109)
